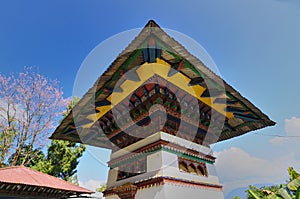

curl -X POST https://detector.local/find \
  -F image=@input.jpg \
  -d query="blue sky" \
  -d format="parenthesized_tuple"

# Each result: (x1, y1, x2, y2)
(1, 0, 300, 198)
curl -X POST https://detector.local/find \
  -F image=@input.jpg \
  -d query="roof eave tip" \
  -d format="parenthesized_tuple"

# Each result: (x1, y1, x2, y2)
(146, 19, 160, 27)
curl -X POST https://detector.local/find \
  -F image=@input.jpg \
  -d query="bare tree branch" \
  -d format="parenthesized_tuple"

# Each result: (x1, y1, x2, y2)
(0, 67, 69, 166)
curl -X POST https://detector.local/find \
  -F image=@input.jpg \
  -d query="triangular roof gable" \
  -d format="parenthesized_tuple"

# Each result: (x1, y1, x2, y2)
(51, 20, 275, 148)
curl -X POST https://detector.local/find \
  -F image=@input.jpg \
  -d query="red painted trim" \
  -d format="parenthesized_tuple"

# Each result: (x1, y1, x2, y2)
(104, 176, 222, 197)
(108, 140, 215, 167)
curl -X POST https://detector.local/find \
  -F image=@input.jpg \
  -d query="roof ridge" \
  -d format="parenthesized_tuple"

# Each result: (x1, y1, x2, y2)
(0, 165, 24, 170)
(25, 166, 92, 191)
(145, 19, 160, 28)
(0, 166, 93, 193)
(23, 166, 47, 187)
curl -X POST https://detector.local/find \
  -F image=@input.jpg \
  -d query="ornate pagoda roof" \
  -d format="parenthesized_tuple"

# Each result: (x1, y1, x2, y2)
(50, 20, 275, 149)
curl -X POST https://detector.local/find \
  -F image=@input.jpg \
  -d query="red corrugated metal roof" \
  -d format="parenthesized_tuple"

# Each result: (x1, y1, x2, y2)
(0, 166, 93, 194)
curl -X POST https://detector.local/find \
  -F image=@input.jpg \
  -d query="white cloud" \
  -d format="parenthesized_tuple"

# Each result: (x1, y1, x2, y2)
(79, 179, 105, 198)
(269, 137, 288, 145)
(268, 116, 300, 145)
(285, 117, 300, 136)
(215, 147, 297, 196)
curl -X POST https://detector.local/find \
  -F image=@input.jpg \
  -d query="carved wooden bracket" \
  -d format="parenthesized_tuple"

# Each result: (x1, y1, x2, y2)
(112, 182, 138, 199)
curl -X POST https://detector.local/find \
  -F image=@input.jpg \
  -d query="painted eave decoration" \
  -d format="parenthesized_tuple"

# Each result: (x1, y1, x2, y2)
(50, 20, 275, 149)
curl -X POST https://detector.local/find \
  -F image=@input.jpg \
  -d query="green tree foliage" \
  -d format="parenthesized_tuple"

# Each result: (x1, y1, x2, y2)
(289, 167, 300, 181)
(62, 96, 80, 118)
(243, 167, 300, 199)
(246, 185, 281, 199)
(8, 144, 45, 167)
(7, 97, 86, 184)
(32, 140, 85, 183)
(96, 184, 107, 193)
(33, 97, 85, 183)
(7, 141, 85, 184)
